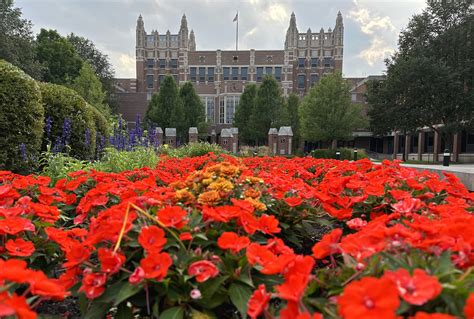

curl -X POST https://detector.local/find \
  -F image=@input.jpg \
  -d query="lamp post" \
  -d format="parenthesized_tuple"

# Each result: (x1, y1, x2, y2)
(443, 149, 450, 167)
(353, 148, 358, 161)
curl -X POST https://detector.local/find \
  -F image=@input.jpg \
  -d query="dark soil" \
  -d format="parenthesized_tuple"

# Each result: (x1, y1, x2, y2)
(36, 297, 81, 319)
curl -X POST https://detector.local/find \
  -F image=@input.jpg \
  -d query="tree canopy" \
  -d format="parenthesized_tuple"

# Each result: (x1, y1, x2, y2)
(300, 73, 365, 147)
(179, 81, 205, 138)
(286, 93, 301, 151)
(233, 83, 257, 145)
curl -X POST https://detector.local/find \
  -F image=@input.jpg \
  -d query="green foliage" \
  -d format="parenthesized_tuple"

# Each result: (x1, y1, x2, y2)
(233, 83, 257, 145)
(286, 93, 301, 152)
(248, 75, 287, 145)
(0, 59, 44, 172)
(310, 148, 368, 160)
(36, 29, 83, 84)
(300, 73, 366, 146)
(93, 147, 158, 172)
(69, 62, 110, 117)
(158, 142, 227, 158)
(39, 82, 96, 159)
(179, 81, 205, 139)
(0, 0, 43, 79)
(146, 75, 183, 136)
(39, 149, 90, 184)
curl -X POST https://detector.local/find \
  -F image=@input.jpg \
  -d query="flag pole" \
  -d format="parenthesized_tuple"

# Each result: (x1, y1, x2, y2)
(236, 11, 239, 52)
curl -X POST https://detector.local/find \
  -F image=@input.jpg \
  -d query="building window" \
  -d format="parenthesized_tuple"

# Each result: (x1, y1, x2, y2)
(225, 95, 240, 124)
(207, 67, 214, 82)
(173, 75, 179, 84)
(265, 67, 272, 75)
(159, 75, 165, 84)
(311, 58, 318, 68)
(201, 96, 215, 123)
(410, 135, 419, 153)
(199, 67, 206, 82)
(146, 75, 154, 89)
(310, 74, 318, 86)
(298, 58, 306, 68)
(146, 35, 154, 47)
(219, 99, 225, 124)
(190, 67, 197, 82)
(232, 67, 239, 80)
(241, 67, 248, 81)
(223, 67, 230, 81)
(274, 67, 282, 81)
(424, 132, 434, 153)
(297, 75, 305, 88)
(461, 130, 474, 153)
(324, 57, 332, 68)
(256, 67, 264, 82)
(171, 59, 178, 69)
(147, 59, 154, 68)
(159, 59, 166, 69)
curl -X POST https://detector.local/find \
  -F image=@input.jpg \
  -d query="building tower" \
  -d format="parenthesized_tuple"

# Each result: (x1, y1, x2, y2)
(334, 11, 344, 71)
(284, 12, 299, 50)
(136, 14, 146, 92)
(179, 14, 189, 49)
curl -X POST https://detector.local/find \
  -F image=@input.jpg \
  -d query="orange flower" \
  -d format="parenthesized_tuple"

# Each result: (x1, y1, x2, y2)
(197, 190, 221, 206)
(247, 284, 271, 319)
(384, 269, 442, 306)
(312, 228, 342, 259)
(157, 206, 188, 229)
(140, 252, 173, 281)
(338, 276, 400, 319)
(138, 226, 167, 252)
(187, 260, 219, 283)
(5, 238, 35, 257)
(217, 232, 250, 253)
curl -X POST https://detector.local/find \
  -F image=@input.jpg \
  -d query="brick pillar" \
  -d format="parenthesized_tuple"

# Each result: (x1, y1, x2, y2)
(220, 129, 232, 152)
(231, 128, 239, 154)
(453, 133, 461, 162)
(211, 129, 216, 144)
(156, 127, 163, 146)
(331, 139, 337, 149)
(418, 132, 424, 161)
(405, 135, 411, 160)
(277, 127, 293, 155)
(433, 131, 441, 162)
(393, 132, 399, 160)
(268, 128, 278, 155)
(165, 128, 177, 147)
(188, 127, 198, 143)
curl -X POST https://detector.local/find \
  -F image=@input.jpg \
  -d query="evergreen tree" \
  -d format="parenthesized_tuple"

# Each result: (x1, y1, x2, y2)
(70, 62, 110, 117)
(145, 75, 181, 132)
(233, 83, 257, 145)
(248, 75, 286, 145)
(299, 73, 365, 148)
(0, 0, 42, 79)
(286, 93, 300, 151)
(36, 29, 83, 84)
(179, 81, 205, 139)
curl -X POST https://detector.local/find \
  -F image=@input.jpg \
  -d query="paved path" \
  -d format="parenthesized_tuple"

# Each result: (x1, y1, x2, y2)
(399, 163, 474, 191)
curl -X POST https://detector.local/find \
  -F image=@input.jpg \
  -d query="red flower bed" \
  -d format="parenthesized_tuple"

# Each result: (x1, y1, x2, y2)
(0, 154, 473, 318)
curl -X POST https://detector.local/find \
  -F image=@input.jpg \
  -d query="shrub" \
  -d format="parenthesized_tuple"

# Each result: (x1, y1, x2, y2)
(0, 60, 44, 172)
(39, 82, 96, 159)
(311, 147, 368, 160)
(158, 142, 227, 158)
(93, 147, 158, 172)
(90, 105, 110, 157)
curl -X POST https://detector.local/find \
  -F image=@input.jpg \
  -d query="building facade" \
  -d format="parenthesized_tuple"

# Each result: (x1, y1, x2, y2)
(115, 12, 344, 132)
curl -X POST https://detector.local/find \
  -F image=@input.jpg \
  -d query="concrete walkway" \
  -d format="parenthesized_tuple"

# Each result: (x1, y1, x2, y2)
(399, 163, 474, 191)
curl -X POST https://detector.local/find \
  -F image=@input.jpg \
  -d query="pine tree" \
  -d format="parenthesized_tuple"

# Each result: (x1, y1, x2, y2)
(145, 75, 180, 130)
(233, 83, 257, 145)
(179, 82, 205, 139)
(286, 93, 300, 151)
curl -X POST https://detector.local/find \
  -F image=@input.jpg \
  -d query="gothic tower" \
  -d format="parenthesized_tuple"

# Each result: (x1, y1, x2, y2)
(179, 14, 189, 49)
(284, 12, 299, 50)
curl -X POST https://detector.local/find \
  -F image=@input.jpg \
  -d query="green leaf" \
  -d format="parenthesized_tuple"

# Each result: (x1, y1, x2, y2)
(228, 282, 253, 317)
(160, 306, 185, 319)
(84, 300, 109, 319)
(116, 303, 133, 319)
(112, 282, 142, 306)
(199, 276, 229, 300)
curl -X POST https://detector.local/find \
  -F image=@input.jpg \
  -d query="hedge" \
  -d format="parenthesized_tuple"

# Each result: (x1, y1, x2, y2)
(40, 82, 96, 159)
(311, 148, 368, 160)
(0, 60, 44, 172)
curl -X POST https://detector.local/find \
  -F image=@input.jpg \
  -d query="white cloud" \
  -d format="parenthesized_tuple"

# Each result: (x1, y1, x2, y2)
(264, 3, 288, 23)
(348, 0, 397, 66)
(111, 53, 135, 78)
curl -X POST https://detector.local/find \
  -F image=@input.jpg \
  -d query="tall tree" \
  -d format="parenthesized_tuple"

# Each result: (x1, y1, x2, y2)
(286, 93, 300, 151)
(179, 81, 205, 137)
(36, 29, 83, 84)
(233, 83, 257, 145)
(248, 75, 286, 145)
(145, 75, 181, 132)
(0, 0, 42, 78)
(69, 62, 110, 117)
(300, 73, 365, 148)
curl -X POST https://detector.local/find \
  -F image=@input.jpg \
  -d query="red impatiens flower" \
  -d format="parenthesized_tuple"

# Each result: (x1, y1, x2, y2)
(0, 292, 36, 319)
(464, 293, 474, 319)
(338, 276, 400, 319)
(138, 225, 167, 252)
(391, 197, 423, 214)
(217, 232, 250, 253)
(129, 267, 145, 285)
(5, 238, 35, 257)
(0, 217, 35, 235)
(157, 206, 188, 229)
(187, 260, 219, 282)
(257, 214, 281, 234)
(98, 248, 125, 274)
(284, 197, 303, 207)
(312, 228, 343, 259)
(384, 268, 442, 306)
(247, 284, 271, 319)
(346, 218, 367, 230)
(79, 271, 107, 299)
(409, 312, 456, 319)
(179, 232, 193, 241)
(140, 252, 173, 281)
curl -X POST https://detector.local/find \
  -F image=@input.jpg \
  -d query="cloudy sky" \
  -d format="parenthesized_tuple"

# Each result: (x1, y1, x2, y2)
(16, 0, 427, 78)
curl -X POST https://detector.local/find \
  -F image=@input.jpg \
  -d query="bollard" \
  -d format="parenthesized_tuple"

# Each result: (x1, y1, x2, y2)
(335, 151, 341, 160)
(443, 149, 450, 167)
(353, 148, 358, 161)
